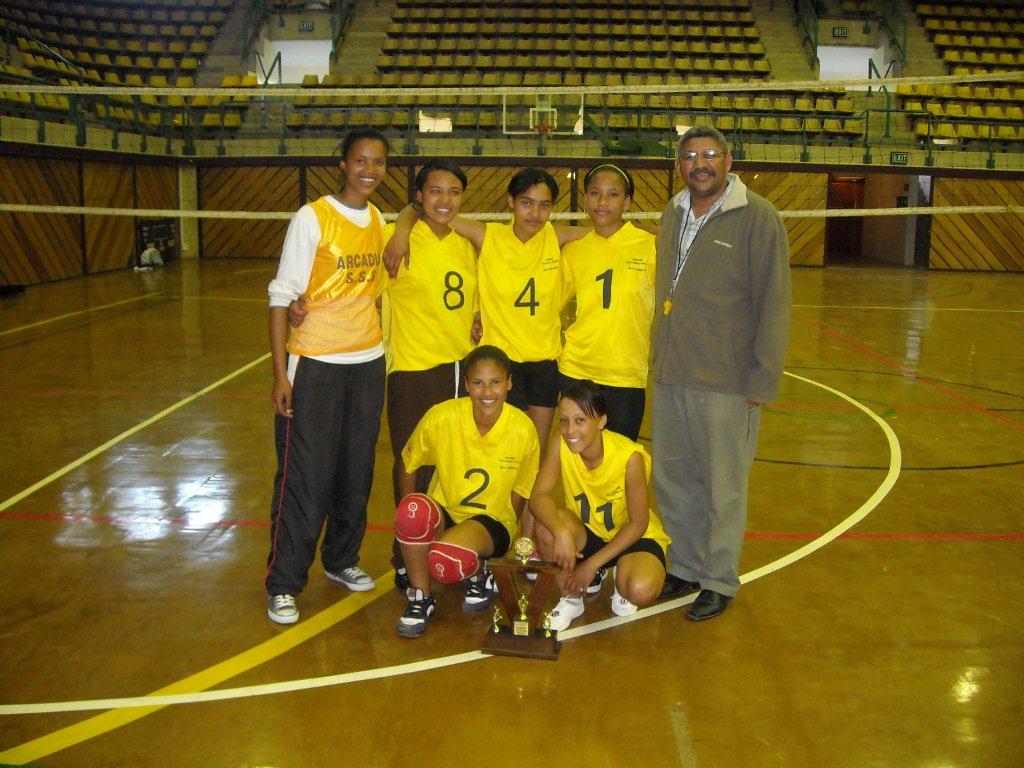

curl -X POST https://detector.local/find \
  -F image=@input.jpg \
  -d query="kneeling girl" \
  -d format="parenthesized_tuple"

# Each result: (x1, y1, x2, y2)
(394, 345, 540, 637)
(530, 381, 670, 630)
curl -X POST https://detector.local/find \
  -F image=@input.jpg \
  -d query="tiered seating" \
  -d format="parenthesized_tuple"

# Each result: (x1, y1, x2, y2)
(3, 0, 226, 84)
(0, 0, 239, 135)
(378, 0, 769, 80)
(899, 3, 1024, 144)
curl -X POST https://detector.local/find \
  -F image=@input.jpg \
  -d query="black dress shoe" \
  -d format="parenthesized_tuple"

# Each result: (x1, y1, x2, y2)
(686, 589, 732, 621)
(660, 573, 700, 599)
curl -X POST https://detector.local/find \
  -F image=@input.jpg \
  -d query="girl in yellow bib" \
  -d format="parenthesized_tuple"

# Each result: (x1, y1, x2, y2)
(386, 168, 589, 445)
(264, 129, 389, 625)
(559, 165, 656, 442)
(394, 345, 540, 637)
(530, 380, 670, 631)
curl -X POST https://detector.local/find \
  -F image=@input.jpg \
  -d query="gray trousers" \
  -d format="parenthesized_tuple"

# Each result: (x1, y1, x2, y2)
(652, 382, 760, 597)
(265, 356, 385, 596)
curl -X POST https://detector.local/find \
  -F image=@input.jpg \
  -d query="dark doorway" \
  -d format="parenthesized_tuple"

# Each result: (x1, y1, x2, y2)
(825, 175, 865, 265)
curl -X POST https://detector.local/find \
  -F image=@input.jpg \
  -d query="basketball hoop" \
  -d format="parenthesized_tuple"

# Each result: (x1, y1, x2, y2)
(535, 124, 552, 137)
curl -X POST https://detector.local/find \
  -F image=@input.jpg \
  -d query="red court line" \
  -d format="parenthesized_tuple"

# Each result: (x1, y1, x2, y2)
(0, 512, 1019, 541)
(815, 322, 1024, 433)
(0, 512, 392, 532)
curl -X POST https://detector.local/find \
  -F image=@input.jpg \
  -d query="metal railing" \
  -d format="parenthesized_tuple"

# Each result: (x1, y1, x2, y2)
(796, 0, 820, 68)
(877, 0, 908, 63)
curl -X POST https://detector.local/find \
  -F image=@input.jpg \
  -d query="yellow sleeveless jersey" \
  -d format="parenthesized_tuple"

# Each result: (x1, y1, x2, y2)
(559, 223, 656, 388)
(559, 429, 670, 553)
(477, 221, 565, 362)
(402, 397, 540, 540)
(287, 197, 385, 357)
(381, 220, 478, 373)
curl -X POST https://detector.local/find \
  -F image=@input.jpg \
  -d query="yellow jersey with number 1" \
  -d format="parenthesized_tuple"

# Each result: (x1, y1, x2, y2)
(477, 221, 565, 363)
(559, 223, 656, 388)
(559, 429, 670, 554)
(402, 397, 540, 539)
(381, 220, 478, 374)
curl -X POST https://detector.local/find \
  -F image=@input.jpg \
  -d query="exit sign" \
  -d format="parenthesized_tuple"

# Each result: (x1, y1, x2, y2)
(832, 26, 849, 38)
(298, 20, 314, 32)
(890, 151, 909, 165)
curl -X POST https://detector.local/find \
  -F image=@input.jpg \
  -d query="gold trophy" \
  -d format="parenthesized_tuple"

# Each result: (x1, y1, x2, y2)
(481, 536, 561, 660)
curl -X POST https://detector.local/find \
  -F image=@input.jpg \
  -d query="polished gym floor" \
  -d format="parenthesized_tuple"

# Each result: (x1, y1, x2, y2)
(0, 260, 1021, 767)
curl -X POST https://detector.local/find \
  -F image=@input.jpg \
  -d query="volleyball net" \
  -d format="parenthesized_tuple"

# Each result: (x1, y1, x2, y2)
(2, 70, 1024, 171)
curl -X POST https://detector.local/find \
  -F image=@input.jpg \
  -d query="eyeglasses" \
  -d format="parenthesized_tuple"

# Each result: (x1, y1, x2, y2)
(680, 149, 725, 162)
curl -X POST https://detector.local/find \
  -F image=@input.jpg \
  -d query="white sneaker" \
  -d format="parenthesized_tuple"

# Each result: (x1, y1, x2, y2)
(610, 586, 638, 616)
(546, 596, 585, 631)
(268, 594, 298, 624)
(325, 566, 376, 591)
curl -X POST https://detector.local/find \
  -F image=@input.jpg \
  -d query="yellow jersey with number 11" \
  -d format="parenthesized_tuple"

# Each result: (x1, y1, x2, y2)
(559, 429, 670, 554)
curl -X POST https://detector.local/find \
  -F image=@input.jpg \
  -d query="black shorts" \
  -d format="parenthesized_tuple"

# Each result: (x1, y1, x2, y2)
(507, 359, 560, 410)
(580, 526, 667, 569)
(558, 372, 647, 442)
(441, 509, 511, 559)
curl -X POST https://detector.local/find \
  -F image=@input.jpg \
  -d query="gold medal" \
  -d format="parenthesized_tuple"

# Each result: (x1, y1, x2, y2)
(663, 299, 672, 316)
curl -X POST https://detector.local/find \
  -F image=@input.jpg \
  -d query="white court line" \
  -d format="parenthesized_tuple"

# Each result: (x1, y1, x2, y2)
(0, 354, 269, 516)
(0, 293, 161, 337)
(794, 304, 1024, 313)
(0, 370, 901, 715)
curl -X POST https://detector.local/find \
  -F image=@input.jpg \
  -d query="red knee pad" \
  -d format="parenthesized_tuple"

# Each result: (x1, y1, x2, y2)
(428, 541, 479, 584)
(395, 493, 441, 545)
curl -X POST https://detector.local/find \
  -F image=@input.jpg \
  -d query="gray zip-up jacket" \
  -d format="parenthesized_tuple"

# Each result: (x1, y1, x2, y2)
(651, 174, 791, 404)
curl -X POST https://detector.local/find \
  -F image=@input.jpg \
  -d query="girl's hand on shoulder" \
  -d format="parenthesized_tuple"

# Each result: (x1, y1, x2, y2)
(382, 235, 410, 278)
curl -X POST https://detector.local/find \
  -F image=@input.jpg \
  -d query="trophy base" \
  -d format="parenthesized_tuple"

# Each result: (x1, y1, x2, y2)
(482, 629, 561, 661)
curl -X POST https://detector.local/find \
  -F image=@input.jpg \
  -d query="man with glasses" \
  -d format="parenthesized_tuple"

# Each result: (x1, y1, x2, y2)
(651, 126, 791, 621)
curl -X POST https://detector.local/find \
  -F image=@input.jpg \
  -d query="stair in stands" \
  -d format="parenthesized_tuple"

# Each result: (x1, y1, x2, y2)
(333, 0, 396, 77)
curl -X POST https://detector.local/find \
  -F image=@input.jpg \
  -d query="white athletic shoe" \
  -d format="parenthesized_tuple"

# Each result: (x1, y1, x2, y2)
(325, 566, 376, 592)
(546, 596, 585, 631)
(268, 594, 299, 624)
(610, 586, 638, 617)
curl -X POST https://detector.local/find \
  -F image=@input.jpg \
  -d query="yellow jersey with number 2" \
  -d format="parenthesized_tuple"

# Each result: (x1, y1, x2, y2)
(402, 397, 540, 540)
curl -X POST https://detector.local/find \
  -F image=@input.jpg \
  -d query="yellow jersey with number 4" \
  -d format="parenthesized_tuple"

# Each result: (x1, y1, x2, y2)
(478, 221, 565, 363)
(559, 223, 656, 388)
(559, 429, 670, 553)
(402, 397, 540, 539)
(381, 220, 478, 373)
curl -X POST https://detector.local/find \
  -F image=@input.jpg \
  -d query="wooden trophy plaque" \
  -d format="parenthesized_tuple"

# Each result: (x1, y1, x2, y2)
(482, 537, 562, 660)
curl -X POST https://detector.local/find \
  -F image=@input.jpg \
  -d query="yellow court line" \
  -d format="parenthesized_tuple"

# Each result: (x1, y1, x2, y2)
(0, 581, 392, 765)
(0, 371, 902, 765)
(0, 293, 161, 337)
(0, 354, 269, 516)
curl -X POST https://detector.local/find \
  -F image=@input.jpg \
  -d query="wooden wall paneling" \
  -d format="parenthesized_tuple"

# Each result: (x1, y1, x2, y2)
(462, 165, 513, 214)
(0, 156, 83, 286)
(306, 164, 341, 202)
(627, 167, 672, 216)
(135, 164, 179, 210)
(742, 171, 826, 267)
(200, 166, 299, 259)
(83, 161, 135, 273)
(931, 178, 1024, 271)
